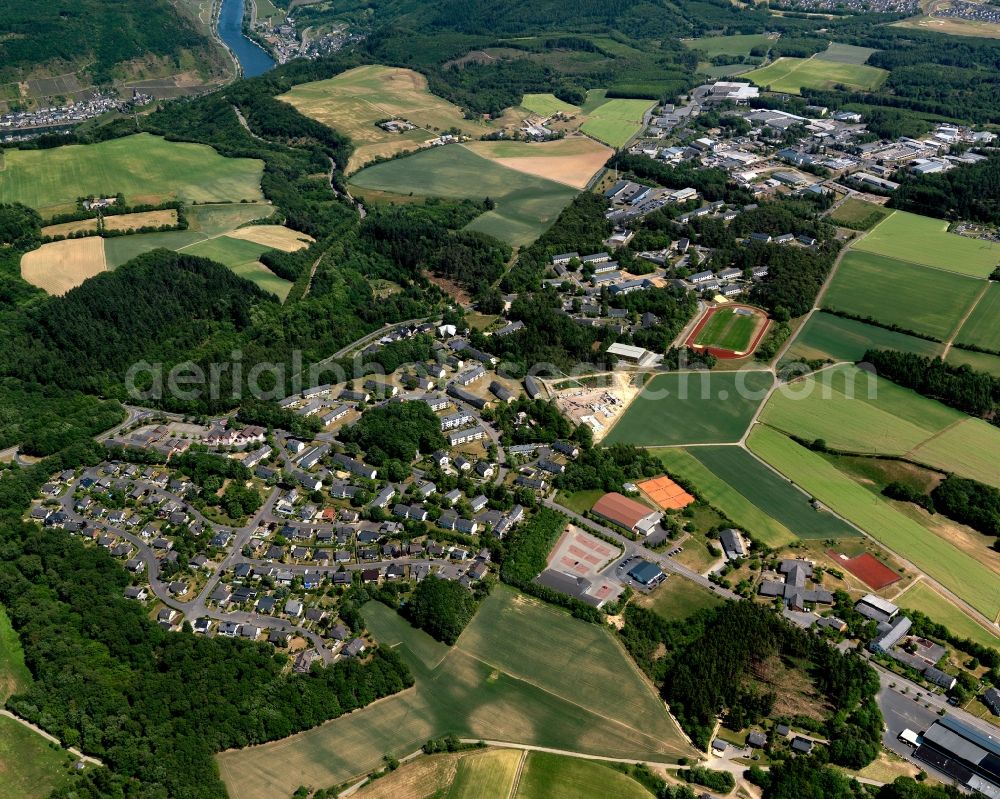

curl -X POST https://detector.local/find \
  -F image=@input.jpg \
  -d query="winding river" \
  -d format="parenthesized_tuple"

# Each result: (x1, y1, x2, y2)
(217, 0, 275, 78)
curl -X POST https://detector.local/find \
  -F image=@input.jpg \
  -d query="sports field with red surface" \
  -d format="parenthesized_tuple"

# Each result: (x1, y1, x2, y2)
(685, 304, 769, 359)
(829, 550, 901, 590)
(638, 475, 695, 509)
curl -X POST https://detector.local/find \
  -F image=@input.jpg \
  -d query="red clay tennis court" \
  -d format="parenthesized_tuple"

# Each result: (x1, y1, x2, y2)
(829, 550, 901, 590)
(638, 475, 695, 510)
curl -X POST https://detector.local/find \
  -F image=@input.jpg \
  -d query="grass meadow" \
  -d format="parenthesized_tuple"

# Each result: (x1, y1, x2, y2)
(638, 574, 726, 622)
(744, 56, 887, 94)
(895, 582, 1000, 649)
(0, 716, 76, 799)
(348, 145, 577, 246)
(955, 281, 1000, 352)
(682, 34, 773, 58)
(780, 311, 944, 364)
(520, 93, 581, 117)
(662, 445, 858, 541)
(823, 250, 983, 341)
(217, 587, 692, 799)
(603, 371, 773, 446)
(946, 347, 1000, 377)
(0, 606, 30, 702)
(579, 98, 655, 148)
(748, 426, 1000, 620)
(828, 198, 890, 230)
(853, 210, 1000, 277)
(514, 753, 653, 799)
(815, 42, 878, 64)
(762, 364, 1000, 488)
(0, 133, 263, 214)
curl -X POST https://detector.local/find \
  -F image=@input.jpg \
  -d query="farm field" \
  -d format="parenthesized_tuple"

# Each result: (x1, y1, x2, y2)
(603, 371, 773, 446)
(827, 197, 890, 230)
(40, 218, 99, 238)
(448, 749, 523, 799)
(815, 42, 878, 64)
(225, 224, 314, 251)
(823, 250, 983, 341)
(278, 65, 504, 172)
(0, 133, 263, 214)
(0, 716, 75, 799)
(217, 588, 693, 799)
(520, 93, 581, 117)
(682, 34, 774, 57)
(693, 307, 760, 351)
(763, 365, 1000, 487)
(348, 145, 578, 247)
(744, 56, 888, 94)
(20, 238, 107, 295)
(579, 98, 655, 148)
(657, 449, 797, 547)
(638, 574, 725, 621)
(954, 281, 1000, 352)
(698, 63, 754, 78)
(748, 426, 1000, 620)
(184, 237, 293, 300)
(101, 209, 178, 232)
(463, 137, 612, 189)
(664, 445, 858, 540)
(514, 752, 653, 799)
(895, 582, 1000, 649)
(762, 364, 964, 454)
(780, 311, 944, 364)
(853, 210, 1000, 277)
(946, 347, 1000, 377)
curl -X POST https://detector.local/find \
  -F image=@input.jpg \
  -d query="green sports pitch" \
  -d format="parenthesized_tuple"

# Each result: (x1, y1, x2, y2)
(693, 307, 760, 352)
(603, 370, 773, 446)
(821, 250, 984, 341)
(0, 133, 264, 214)
(744, 56, 888, 94)
(853, 210, 1000, 277)
(348, 145, 577, 247)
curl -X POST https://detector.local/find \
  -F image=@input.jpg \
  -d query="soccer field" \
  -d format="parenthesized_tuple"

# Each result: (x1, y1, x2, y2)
(349, 145, 578, 246)
(854, 210, 1000, 277)
(603, 371, 773, 446)
(748, 426, 1000, 620)
(217, 588, 693, 799)
(0, 133, 263, 214)
(693, 307, 760, 352)
(780, 311, 944, 365)
(580, 98, 655, 148)
(955, 281, 1000, 352)
(822, 250, 983, 341)
(744, 56, 888, 94)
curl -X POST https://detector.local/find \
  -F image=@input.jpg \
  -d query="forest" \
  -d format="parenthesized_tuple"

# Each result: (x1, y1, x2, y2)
(892, 155, 1000, 225)
(338, 400, 447, 465)
(401, 575, 480, 644)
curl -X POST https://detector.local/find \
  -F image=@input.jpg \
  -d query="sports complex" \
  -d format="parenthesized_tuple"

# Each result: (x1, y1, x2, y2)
(685, 304, 770, 358)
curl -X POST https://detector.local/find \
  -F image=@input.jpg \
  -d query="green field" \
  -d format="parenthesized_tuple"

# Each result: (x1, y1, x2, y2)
(580, 98, 655, 148)
(448, 749, 522, 799)
(694, 308, 760, 352)
(0, 716, 76, 799)
(854, 211, 1000, 277)
(955, 282, 1000, 352)
(828, 197, 890, 230)
(639, 575, 726, 621)
(682, 34, 773, 58)
(744, 56, 888, 94)
(814, 43, 878, 64)
(514, 753, 653, 799)
(348, 145, 578, 247)
(604, 371, 773, 446)
(521, 93, 581, 117)
(946, 347, 1000, 377)
(896, 582, 1000, 649)
(762, 364, 1000, 488)
(100, 203, 292, 299)
(217, 587, 693, 799)
(0, 134, 264, 213)
(780, 311, 944, 365)
(662, 445, 859, 541)
(748, 426, 1000, 620)
(822, 251, 983, 342)
(0, 605, 30, 702)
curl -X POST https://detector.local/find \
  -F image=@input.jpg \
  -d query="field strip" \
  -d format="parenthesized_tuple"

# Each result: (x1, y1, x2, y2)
(846, 242, 990, 281)
(456, 648, 678, 752)
(507, 750, 528, 799)
(899, 417, 967, 459)
(945, 279, 991, 356)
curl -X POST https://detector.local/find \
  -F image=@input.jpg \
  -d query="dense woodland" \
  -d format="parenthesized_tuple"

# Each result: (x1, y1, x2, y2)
(402, 576, 480, 644)
(892, 155, 1000, 225)
(339, 400, 447, 465)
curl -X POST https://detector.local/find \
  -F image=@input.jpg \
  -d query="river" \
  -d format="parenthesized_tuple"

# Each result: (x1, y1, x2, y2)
(217, 0, 275, 78)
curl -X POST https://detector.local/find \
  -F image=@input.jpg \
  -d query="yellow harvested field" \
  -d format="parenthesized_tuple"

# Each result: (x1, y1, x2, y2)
(279, 65, 509, 173)
(40, 218, 99, 238)
(21, 238, 107, 295)
(226, 224, 314, 252)
(102, 209, 178, 232)
(463, 137, 612, 189)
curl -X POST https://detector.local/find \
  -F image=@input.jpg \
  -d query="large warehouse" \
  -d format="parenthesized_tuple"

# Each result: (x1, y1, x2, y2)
(591, 492, 663, 535)
(914, 716, 1000, 798)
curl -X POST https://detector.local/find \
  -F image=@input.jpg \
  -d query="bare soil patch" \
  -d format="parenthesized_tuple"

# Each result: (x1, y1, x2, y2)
(226, 224, 314, 252)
